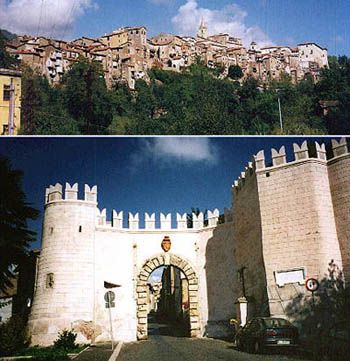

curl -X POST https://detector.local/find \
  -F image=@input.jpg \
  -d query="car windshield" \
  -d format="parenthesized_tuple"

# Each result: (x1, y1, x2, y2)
(263, 318, 292, 328)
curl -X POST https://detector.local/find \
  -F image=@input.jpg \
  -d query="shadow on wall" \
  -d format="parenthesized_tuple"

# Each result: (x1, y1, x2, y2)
(204, 222, 237, 339)
(285, 260, 350, 338)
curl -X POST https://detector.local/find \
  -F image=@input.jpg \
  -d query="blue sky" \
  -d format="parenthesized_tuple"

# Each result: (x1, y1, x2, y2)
(0, 0, 349, 55)
(1, 136, 343, 252)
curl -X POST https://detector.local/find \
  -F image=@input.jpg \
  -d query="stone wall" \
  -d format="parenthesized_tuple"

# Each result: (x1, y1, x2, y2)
(257, 156, 342, 317)
(328, 139, 350, 281)
(200, 222, 237, 337)
(232, 162, 268, 320)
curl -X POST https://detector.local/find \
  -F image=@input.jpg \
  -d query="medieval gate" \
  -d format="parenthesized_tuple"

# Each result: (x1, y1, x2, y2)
(136, 252, 200, 340)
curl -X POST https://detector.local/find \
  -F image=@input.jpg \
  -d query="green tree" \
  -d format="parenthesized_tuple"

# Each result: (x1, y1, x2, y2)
(61, 56, 113, 134)
(227, 65, 243, 80)
(187, 208, 208, 228)
(0, 31, 19, 69)
(20, 68, 79, 135)
(0, 157, 39, 293)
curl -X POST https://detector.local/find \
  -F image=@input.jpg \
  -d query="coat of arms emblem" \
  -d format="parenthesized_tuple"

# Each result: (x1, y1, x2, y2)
(161, 236, 171, 252)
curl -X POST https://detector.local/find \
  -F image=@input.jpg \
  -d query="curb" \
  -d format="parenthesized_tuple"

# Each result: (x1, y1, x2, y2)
(71, 345, 90, 359)
(108, 342, 124, 361)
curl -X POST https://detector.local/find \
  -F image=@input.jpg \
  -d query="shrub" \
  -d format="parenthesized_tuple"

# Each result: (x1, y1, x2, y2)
(0, 315, 30, 356)
(53, 330, 77, 351)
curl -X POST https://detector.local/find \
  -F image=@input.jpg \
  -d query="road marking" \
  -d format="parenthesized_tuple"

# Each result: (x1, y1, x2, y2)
(108, 341, 124, 361)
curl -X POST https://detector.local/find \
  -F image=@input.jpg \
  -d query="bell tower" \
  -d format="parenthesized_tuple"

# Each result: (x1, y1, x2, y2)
(198, 18, 208, 39)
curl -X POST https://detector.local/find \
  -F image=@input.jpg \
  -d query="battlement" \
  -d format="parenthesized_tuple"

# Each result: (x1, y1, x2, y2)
(232, 138, 349, 196)
(45, 183, 232, 230)
(96, 208, 230, 230)
(45, 182, 97, 204)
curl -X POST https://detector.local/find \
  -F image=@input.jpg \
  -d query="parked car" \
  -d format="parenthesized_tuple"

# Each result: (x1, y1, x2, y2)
(314, 320, 350, 361)
(235, 317, 299, 354)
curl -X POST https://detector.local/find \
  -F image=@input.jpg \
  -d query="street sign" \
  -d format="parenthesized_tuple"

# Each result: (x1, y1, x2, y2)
(104, 291, 115, 308)
(305, 278, 319, 292)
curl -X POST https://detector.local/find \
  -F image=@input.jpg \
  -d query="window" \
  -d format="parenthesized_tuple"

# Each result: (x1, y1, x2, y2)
(2, 124, 9, 135)
(46, 273, 54, 288)
(3, 85, 10, 101)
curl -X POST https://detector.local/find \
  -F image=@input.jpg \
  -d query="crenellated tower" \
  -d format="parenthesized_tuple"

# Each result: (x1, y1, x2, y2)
(28, 183, 98, 345)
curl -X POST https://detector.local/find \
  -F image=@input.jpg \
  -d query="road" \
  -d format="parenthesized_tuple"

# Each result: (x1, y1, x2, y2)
(117, 316, 311, 361)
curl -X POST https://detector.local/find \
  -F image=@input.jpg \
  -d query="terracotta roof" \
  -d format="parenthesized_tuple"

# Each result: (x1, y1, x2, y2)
(9, 50, 40, 55)
(93, 46, 109, 52)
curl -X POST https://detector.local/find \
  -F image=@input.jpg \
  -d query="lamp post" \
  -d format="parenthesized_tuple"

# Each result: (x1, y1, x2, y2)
(237, 266, 248, 326)
(276, 89, 283, 132)
(237, 266, 247, 298)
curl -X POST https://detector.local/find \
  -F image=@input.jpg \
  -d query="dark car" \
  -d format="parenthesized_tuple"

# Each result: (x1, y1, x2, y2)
(235, 317, 299, 354)
(314, 320, 350, 361)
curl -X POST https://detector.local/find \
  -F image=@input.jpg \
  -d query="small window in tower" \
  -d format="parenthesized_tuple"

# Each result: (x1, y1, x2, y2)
(50, 227, 54, 234)
(79, 225, 82, 232)
(46, 273, 54, 288)
(3, 85, 10, 101)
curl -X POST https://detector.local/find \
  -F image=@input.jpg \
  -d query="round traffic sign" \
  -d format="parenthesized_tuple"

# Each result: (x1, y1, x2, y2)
(104, 291, 115, 302)
(305, 278, 319, 292)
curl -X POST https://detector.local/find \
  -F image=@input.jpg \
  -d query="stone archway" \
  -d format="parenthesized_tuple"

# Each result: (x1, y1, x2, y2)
(136, 252, 200, 340)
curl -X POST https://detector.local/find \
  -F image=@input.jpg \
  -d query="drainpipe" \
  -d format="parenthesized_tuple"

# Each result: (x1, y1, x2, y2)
(8, 78, 15, 135)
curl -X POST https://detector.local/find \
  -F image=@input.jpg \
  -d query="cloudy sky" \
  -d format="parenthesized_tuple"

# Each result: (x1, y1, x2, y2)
(1, 136, 343, 252)
(0, 0, 348, 54)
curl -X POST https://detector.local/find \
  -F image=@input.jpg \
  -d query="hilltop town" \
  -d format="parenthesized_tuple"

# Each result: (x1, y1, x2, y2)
(5, 19, 329, 89)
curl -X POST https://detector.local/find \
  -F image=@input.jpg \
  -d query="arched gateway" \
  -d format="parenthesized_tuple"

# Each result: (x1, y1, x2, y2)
(136, 253, 200, 340)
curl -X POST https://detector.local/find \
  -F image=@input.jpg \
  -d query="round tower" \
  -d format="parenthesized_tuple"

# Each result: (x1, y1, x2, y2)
(28, 183, 97, 346)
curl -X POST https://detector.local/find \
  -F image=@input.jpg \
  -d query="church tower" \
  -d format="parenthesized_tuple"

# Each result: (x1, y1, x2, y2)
(198, 18, 208, 39)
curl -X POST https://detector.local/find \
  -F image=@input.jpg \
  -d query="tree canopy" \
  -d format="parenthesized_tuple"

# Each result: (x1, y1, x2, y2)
(0, 157, 39, 293)
(18, 55, 350, 135)
(0, 31, 19, 69)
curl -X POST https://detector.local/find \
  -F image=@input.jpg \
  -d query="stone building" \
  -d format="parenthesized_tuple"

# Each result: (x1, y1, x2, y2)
(27, 138, 350, 346)
(0, 68, 21, 135)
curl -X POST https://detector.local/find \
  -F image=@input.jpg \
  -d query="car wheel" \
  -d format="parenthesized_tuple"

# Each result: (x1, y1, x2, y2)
(253, 339, 263, 354)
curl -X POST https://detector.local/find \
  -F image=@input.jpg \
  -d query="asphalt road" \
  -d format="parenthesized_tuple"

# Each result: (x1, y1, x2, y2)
(116, 317, 311, 361)
(74, 343, 113, 361)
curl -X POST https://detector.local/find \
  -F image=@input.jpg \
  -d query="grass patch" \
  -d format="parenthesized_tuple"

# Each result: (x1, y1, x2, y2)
(14, 345, 86, 361)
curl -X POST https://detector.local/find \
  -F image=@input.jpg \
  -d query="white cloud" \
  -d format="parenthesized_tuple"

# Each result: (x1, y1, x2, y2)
(131, 138, 219, 170)
(0, 0, 98, 39)
(172, 0, 273, 48)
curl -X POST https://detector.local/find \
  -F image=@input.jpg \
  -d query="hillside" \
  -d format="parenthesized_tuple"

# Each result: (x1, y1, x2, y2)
(18, 55, 350, 135)
(0, 29, 17, 41)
